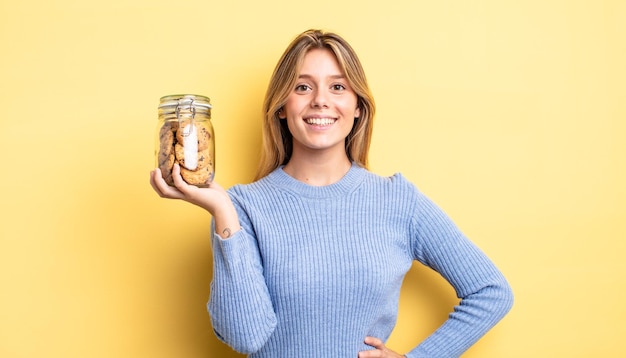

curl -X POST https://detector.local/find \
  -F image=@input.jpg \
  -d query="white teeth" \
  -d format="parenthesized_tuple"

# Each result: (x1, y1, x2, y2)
(305, 118, 335, 125)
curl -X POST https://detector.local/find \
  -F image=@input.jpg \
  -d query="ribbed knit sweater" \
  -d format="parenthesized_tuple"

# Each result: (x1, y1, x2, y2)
(208, 163, 513, 357)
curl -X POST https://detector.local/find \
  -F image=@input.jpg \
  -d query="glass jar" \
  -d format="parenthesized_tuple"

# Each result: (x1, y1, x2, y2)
(156, 94, 215, 187)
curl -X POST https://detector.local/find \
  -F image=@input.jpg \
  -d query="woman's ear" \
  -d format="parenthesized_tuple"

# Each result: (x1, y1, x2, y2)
(354, 107, 361, 119)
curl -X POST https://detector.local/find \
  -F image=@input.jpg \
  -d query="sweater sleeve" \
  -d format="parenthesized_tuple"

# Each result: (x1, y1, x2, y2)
(406, 189, 514, 358)
(206, 194, 277, 354)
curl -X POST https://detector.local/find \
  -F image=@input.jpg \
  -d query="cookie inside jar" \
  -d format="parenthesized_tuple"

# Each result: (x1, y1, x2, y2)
(156, 95, 215, 187)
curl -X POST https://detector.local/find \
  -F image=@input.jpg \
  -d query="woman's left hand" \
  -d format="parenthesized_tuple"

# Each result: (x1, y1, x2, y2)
(358, 336, 406, 358)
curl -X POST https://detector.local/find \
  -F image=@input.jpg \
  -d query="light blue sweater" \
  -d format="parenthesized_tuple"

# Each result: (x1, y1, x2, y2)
(208, 163, 513, 357)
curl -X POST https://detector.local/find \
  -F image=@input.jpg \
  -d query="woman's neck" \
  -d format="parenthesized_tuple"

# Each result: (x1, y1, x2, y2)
(283, 154, 352, 186)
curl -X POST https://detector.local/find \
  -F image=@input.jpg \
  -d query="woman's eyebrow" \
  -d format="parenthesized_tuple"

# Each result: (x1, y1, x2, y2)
(297, 74, 346, 80)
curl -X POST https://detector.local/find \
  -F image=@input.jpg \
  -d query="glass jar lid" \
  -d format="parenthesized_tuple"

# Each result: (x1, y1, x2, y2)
(158, 94, 212, 117)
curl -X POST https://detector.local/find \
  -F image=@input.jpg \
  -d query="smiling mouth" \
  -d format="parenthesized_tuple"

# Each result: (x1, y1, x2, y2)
(305, 117, 336, 126)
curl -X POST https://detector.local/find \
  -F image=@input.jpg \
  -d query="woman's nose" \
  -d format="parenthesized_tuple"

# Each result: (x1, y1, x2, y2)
(311, 90, 329, 108)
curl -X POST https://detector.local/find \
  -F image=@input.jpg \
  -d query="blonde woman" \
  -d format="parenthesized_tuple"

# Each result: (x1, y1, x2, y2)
(150, 29, 513, 358)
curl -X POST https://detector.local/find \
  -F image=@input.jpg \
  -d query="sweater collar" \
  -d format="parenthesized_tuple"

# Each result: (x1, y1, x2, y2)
(267, 162, 366, 199)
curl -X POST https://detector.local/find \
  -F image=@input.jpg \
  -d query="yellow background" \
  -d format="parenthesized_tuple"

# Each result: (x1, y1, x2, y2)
(1, 0, 624, 357)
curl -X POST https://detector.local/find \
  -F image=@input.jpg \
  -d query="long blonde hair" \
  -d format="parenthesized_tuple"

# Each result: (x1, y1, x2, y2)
(254, 29, 376, 181)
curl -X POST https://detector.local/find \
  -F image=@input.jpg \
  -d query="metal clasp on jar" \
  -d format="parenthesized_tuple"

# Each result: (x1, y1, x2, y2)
(175, 98, 196, 137)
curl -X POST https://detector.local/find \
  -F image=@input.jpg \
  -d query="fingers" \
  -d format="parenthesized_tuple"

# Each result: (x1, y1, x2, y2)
(358, 336, 384, 357)
(149, 168, 165, 196)
(150, 167, 184, 199)
(150, 165, 230, 215)
(170, 163, 187, 190)
(358, 337, 405, 358)
(364, 336, 384, 349)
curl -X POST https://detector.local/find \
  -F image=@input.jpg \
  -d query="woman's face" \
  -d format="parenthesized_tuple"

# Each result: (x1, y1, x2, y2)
(279, 48, 360, 160)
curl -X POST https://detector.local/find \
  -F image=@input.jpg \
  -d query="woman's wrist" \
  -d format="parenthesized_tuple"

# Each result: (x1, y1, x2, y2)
(216, 225, 241, 239)
(213, 207, 241, 239)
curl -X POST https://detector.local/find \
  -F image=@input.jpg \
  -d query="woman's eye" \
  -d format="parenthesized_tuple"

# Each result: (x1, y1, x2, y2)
(332, 84, 346, 91)
(295, 84, 311, 92)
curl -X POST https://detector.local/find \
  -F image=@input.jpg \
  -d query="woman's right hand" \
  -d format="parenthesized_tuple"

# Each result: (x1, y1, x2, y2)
(150, 163, 241, 238)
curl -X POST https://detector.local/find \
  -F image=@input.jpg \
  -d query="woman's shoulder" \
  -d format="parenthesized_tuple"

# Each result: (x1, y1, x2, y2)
(227, 176, 270, 197)
(226, 167, 284, 200)
(227, 165, 421, 199)
(354, 170, 424, 207)
(362, 169, 417, 190)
